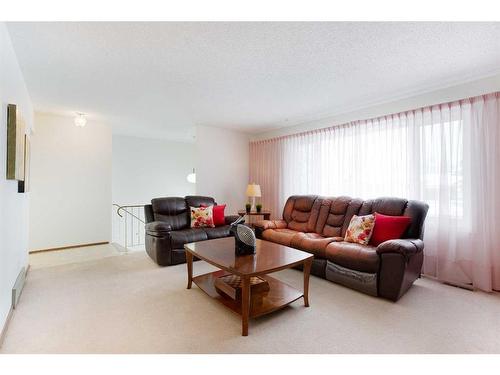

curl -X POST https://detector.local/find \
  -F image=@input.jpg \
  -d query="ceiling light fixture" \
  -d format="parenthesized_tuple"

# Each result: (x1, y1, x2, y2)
(74, 113, 87, 127)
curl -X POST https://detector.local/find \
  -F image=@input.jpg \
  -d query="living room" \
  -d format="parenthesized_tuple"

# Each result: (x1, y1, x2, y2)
(1, 0, 500, 373)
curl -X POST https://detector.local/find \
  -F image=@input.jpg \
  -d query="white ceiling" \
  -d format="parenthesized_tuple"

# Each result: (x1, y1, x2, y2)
(7, 22, 500, 141)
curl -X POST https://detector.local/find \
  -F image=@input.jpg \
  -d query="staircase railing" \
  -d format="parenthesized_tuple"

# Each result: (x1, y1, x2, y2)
(112, 204, 146, 251)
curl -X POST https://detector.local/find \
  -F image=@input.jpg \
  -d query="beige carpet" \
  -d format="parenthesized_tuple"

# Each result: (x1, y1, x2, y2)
(28, 244, 122, 269)
(2, 248, 500, 353)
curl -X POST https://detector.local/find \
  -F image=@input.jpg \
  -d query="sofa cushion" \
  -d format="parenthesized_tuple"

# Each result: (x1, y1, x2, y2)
(340, 198, 364, 237)
(169, 228, 208, 249)
(283, 195, 320, 232)
(320, 196, 358, 237)
(152, 197, 189, 230)
(359, 197, 408, 216)
(325, 241, 380, 273)
(203, 225, 231, 239)
(370, 212, 411, 246)
(262, 228, 301, 247)
(312, 198, 333, 234)
(212, 204, 226, 226)
(290, 232, 343, 258)
(254, 219, 287, 230)
(344, 214, 376, 245)
(199, 203, 226, 227)
(190, 205, 215, 228)
(185, 195, 216, 208)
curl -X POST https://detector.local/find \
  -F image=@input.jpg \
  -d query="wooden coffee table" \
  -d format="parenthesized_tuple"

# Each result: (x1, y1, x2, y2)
(184, 237, 313, 336)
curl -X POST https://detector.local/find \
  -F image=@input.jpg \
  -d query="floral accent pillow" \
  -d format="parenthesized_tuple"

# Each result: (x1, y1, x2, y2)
(190, 205, 215, 228)
(344, 214, 376, 245)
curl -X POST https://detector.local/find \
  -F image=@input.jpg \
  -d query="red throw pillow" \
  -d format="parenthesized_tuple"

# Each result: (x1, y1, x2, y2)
(200, 203, 226, 227)
(369, 212, 411, 246)
(212, 204, 226, 227)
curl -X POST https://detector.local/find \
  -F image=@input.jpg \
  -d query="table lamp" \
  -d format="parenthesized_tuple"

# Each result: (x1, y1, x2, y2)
(246, 183, 261, 212)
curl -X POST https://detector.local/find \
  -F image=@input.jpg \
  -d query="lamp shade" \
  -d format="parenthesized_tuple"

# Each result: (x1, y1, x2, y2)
(246, 183, 261, 197)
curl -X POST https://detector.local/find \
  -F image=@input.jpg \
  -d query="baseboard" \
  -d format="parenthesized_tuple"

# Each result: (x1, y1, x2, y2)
(442, 280, 474, 291)
(422, 274, 474, 291)
(30, 241, 109, 254)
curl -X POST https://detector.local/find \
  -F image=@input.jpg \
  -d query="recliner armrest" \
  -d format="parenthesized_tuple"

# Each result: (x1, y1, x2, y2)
(376, 239, 424, 258)
(145, 221, 172, 234)
(225, 215, 243, 225)
(254, 219, 287, 230)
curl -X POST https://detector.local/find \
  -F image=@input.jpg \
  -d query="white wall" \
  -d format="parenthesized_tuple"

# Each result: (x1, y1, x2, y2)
(253, 73, 500, 140)
(29, 113, 112, 251)
(112, 135, 195, 205)
(195, 125, 249, 215)
(0, 24, 34, 338)
(111, 135, 195, 247)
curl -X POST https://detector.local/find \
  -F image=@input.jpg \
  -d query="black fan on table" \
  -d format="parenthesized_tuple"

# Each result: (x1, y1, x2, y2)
(229, 216, 256, 256)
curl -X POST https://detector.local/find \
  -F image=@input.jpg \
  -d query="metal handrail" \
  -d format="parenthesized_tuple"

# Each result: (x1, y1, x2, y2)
(112, 204, 146, 251)
(113, 204, 145, 223)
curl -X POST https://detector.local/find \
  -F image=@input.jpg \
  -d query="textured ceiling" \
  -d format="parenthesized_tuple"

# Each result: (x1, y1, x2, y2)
(7, 22, 500, 141)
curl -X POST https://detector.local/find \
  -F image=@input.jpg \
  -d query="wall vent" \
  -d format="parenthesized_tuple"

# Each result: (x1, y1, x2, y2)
(12, 267, 27, 309)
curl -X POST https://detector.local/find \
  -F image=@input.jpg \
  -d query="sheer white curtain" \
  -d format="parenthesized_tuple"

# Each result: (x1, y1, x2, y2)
(250, 92, 500, 292)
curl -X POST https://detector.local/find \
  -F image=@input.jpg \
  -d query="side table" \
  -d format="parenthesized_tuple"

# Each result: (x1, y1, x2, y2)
(237, 210, 271, 227)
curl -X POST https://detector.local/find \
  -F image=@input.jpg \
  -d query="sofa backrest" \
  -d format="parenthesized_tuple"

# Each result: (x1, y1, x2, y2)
(357, 197, 428, 239)
(149, 195, 219, 231)
(151, 197, 189, 230)
(402, 200, 429, 239)
(358, 197, 408, 216)
(280, 195, 429, 240)
(282, 195, 321, 232)
(185, 195, 216, 208)
(319, 196, 364, 238)
(281, 195, 364, 237)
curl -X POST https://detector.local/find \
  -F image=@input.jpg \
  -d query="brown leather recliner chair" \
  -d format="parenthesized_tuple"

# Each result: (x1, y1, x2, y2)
(144, 195, 240, 266)
(254, 195, 428, 301)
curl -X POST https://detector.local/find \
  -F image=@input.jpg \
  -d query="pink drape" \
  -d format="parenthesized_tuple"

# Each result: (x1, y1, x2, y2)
(249, 92, 500, 292)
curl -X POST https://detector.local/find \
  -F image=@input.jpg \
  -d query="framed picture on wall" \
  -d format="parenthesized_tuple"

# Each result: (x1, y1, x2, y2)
(18, 134, 31, 193)
(6, 103, 25, 181)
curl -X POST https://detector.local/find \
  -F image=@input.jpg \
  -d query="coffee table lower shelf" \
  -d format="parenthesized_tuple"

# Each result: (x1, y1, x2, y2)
(192, 270, 304, 319)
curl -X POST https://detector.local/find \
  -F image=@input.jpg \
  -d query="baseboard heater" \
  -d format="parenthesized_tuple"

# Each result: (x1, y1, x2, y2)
(12, 267, 27, 309)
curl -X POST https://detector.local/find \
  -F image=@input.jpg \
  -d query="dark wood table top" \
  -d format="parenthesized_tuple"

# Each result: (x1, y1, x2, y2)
(184, 237, 312, 277)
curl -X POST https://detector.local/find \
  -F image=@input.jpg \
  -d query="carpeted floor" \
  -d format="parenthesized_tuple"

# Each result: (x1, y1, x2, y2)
(28, 243, 122, 269)
(2, 248, 500, 353)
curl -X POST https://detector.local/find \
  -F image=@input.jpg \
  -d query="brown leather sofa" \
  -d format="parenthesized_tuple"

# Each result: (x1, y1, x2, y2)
(144, 196, 240, 266)
(254, 195, 428, 301)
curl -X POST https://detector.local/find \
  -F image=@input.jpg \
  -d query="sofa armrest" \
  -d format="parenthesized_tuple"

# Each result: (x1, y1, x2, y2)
(145, 221, 172, 234)
(376, 239, 424, 258)
(225, 215, 243, 225)
(254, 219, 287, 230)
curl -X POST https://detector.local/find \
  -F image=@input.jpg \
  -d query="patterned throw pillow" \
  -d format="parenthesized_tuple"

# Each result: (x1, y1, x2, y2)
(344, 214, 376, 245)
(200, 203, 226, 227)
(190, 206, 215, 228)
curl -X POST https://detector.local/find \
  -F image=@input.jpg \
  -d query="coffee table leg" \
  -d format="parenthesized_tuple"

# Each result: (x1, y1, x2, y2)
(303, 258, 312, 307)
(241, 275, 251, 336)
(186, 251, 193, 289)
